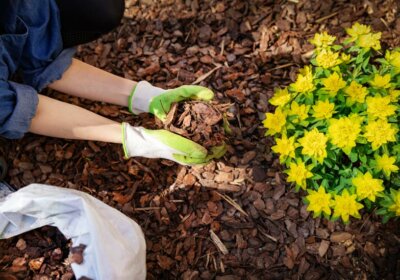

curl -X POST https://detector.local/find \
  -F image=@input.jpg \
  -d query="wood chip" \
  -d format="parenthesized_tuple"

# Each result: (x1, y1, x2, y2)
(318, 240, 330, 257)
(330, 232, 353, 243)
(209, 230, 229, 255)
(192, 65, 222, 85)
(216, 192, 248, 217)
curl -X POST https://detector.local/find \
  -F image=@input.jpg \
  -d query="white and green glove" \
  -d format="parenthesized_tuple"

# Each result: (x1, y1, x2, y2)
(128, 81, 214, 121)
(125, 82, 226, 165)
(122, 123, 213, 165)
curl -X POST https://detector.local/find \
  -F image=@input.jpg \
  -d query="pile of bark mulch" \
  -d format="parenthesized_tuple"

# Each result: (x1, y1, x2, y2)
(0, 226, 74, 280)
(1, 0, 400, 279)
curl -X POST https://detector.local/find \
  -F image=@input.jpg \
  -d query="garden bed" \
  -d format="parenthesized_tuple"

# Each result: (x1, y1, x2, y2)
(1, 0, 399, 279)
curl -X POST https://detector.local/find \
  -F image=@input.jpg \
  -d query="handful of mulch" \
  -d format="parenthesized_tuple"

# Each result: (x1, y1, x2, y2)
(158, 101, 229, 158)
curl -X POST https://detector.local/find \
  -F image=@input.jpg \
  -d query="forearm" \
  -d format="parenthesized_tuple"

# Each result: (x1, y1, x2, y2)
(29, 94, 122, 143)
(48, 58, 136, 106)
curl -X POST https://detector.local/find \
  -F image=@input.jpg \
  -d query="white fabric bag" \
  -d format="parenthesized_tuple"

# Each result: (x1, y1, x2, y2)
(0, 183, 146, 280)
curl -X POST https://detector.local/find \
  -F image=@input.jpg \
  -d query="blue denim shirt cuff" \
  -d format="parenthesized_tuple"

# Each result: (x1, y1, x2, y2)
(1, 82, 38, 139)
(27, 47, 76, 91)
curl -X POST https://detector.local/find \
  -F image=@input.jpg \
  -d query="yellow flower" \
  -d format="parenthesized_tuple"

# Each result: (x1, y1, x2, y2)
(299, 65, 313, 77)
(388, 189, 400, 216)
(328, 116, 361, 154)
(309, 31, 336, 49)
(312, 100, 335, 120)
(340, 53, 351, 64)
(385, 50, 400, 73)
(388, 89, 400, 102)
(366, 95, 397, 119)
(369, 74, 391, 88)
(357, 32, 381, 50)
(315, 50, 340, 69)
(346, 22, 371, 41)
(332, 189, 364, 223)
(364, 119, 398, 150)
(375, 154, 399, 176)
(288, 101, 310, 122)
(269, 87, 291, 107)
(385, 50, 400, 67)
(291, 67, 315, 93)
(345, 22, 381, 50)
(306, 187, 333, 217)
(272, 135, 296, 162)
(349, 113, 364, 124)
(263, 108, 286, 136)
(286, 161, 313, 189)
(352, 172, 384, 202)
(344, 81, 368, 104)
(322, 72, 346, 96)
(298, 128, 328, 163)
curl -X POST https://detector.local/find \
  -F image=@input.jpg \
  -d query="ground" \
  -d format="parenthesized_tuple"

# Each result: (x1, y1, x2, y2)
(1, 0, 400, 279)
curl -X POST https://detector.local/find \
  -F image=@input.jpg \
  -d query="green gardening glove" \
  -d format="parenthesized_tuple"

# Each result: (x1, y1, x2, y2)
(123, 123, 210, 165)
(128, 81, 214, 121)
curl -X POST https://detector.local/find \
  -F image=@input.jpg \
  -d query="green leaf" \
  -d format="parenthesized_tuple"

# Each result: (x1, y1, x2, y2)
(299, 120, 310, 127)
(356, 54, 364, 64)
(286, 123, 296, 130)
(335, 181, 346, 193)
(312, 174, 323, 180)
(349, 152, 358, 163)
(311, 179, 319, 189)
(333, 164, 340, 171)
(364, 199, 372, 210)
(315, 67, 325, 78)
(330, 215, 340, 222)
(362, 56, 371, 72)
(357, 137, 368, 144)
(348, 46, 359, 52)
(380, 199, 393, 208)
(376, 208, 387, 215)
(376, 58, 388, 64)
(310, 58, 317, 66)
(359, 154, 367, 164)
(322, 212, 331, 220)
(332, 45, 343, 51)
(382, 215, 391, 224)
(325, 159, 333, 168)
(321, 179, 329, 188)
(358, 75, 371, 84)
(388, 115, 398, 123)
(343, 38, 352, 45)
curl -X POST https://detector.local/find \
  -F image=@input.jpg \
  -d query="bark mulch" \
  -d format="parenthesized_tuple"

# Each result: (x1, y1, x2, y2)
(1, 0, 400, 279)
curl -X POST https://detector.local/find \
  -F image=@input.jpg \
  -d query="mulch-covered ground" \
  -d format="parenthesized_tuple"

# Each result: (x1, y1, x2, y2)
(1, 0, 400, 279)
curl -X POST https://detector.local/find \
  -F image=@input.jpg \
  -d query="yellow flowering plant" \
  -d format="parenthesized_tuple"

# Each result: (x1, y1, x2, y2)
(264, 22, 400, 223)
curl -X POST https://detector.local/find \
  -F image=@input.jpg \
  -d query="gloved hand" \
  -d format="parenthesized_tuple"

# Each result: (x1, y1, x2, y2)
(122, 123, 211, 165)
(128, 81, 214, 121)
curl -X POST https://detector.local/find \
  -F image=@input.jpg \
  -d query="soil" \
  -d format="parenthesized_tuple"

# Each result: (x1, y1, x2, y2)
(1, 0, 400, 279)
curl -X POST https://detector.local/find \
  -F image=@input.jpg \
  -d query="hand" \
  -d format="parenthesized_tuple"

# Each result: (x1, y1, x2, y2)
(128, 81, 214, 121)
(122, 123, 210, 165)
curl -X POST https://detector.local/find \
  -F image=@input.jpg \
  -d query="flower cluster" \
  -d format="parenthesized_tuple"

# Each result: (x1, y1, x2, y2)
(264, 23, 400, 223)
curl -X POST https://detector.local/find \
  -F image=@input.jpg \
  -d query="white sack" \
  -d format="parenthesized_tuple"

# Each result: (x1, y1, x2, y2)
(0, 183, 146, 280)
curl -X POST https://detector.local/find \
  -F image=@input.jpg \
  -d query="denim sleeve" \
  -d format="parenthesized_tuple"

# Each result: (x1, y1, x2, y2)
(0, 80, 38, 139)
(16, 0, 76, 91)
(23, 47, 76, 91)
